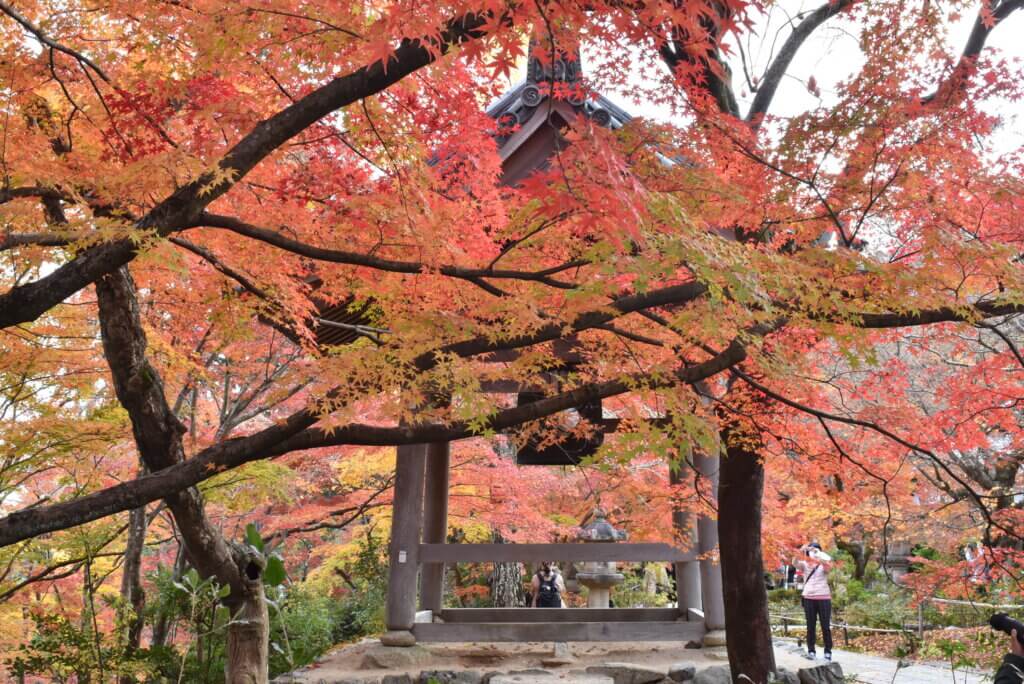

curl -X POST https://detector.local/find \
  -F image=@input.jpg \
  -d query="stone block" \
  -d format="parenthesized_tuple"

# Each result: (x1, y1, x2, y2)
(490, 675, 612, 684)
(667, 662, 697, 682)
(796, 662, 843, 684)
(772, 668, 799, 684)
(692, 666, 731, 684)
(417, 670, 482, 684)
(702, 630, 727, 647)
(586, 662, 666, 684)
(383, 676, 416, 684)
(359, 644, 431, 670)
(381, 630, 418, 647)
(541, 641, 575, 667)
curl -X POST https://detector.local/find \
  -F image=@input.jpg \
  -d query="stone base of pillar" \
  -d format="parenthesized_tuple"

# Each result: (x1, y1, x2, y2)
(703, 629, 727, 647)
(381, 630, 417, 647)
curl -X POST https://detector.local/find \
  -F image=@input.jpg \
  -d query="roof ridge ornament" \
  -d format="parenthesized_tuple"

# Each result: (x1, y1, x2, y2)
(486, 26, 632, 179)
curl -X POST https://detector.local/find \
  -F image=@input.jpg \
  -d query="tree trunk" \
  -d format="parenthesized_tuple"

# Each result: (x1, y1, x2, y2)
(719, 426, 776, 684)
(490, 534, 526, 607)
(491, 562, 527, 607)
(835, 537, 871, 581)
(118, 505, 148, 684)
(96, 267, 269, 684)
(225, 546, 270, 684)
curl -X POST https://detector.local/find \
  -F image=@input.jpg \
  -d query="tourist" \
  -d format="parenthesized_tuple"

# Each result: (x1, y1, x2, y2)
(795, 542, 834, 662)
(994, 629, 1024, 683)
(965, 542, 992, 588)
(532, 561, 565, 607)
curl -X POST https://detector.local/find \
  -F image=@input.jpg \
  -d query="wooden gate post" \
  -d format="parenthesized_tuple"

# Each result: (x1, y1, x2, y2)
(694, 448, 726, 638)
(670, 459, 702, 618)
(383, 442, 429, 646)
(420, 441, 450, 614)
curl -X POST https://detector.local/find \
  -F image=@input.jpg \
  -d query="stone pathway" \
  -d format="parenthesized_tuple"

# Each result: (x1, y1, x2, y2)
(775, 643, 991, 684)
(282, 638, 997, 683)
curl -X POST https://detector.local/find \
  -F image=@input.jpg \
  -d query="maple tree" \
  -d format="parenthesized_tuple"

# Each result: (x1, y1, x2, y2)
(2, 0, 1024, 681)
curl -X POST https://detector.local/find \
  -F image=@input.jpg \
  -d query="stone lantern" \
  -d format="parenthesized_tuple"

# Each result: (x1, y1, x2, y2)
(576, 508, 627, 608)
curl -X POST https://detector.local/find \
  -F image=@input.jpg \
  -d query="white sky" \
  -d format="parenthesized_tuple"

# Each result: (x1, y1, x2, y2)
(584, 2, 1024, 155)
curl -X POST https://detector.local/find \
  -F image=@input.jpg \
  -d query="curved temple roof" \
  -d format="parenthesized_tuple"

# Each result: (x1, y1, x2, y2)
(485, 44, 633, 185)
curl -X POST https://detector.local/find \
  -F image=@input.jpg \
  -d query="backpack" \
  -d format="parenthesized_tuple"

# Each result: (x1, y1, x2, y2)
(536, 572, 560, 607)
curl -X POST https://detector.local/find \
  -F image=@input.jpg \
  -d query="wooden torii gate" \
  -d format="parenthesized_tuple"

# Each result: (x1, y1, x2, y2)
(362, 40, 727, 647)
(380, 439, 725, 645)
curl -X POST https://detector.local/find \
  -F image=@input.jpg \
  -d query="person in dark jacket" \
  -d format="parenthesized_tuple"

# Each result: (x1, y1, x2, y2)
(531, 562, 565, 607)
(995, 629, 1024, 683)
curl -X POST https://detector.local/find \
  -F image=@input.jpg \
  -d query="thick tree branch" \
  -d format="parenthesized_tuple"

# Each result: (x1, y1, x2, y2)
(746, 0, 857, 124)
(851, 300, 1024, 328)
(0, 185, 68, 205)
(0, 339, 748, 547)
(0, 232, 70, 251)
(659, 2, 740, 117)
(414, 281, 710, 371)
(923, 0, 1024, 103)
(95, 267, 246, 590)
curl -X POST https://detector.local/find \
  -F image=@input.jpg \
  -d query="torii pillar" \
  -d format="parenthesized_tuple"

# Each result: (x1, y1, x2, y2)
(670, 460, 702, 616)
(695, 448, 727, 646)
(382, 441, 450, 646)
(382, 443, 428, 646)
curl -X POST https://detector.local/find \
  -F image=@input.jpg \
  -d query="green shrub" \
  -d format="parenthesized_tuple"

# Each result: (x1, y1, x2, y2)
(7, 611, 162, 683)
(843, 591, 915, 629)
(611, 565, 669, 608)
(767, 587, 801, 603)
(268, 586, 338, 678)
(330, 532, 389, 641)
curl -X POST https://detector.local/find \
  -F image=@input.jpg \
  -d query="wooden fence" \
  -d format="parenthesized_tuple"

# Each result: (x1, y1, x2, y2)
(770, 613, 915, 648)
(772, 596, 1024, 647)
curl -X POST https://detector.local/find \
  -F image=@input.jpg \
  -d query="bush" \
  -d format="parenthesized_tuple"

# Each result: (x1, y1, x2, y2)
(611, 565, 670, 608)
(330, 532, 389, 642)
(267, 586, 338, 678)
(843, 591, 916, 629)
(767, 587, 801, 603)
(7, 611, 162, 683)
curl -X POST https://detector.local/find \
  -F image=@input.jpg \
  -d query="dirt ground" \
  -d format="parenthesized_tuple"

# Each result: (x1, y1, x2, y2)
(284, 638, 818, 682)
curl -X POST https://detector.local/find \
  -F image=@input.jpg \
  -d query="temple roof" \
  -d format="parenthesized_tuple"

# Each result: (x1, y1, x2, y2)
(486, 79, 632, 132)
(484, 42, 633, 185)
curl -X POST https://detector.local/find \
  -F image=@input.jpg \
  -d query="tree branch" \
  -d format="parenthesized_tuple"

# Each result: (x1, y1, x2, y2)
(746, 0, 857, 124)
(0, 338, 748, 547)
(199, 212, 580, 289)
(0, 10, 503, 330)
(923, 0, 1024, 103)
(0, 1, 110, 82)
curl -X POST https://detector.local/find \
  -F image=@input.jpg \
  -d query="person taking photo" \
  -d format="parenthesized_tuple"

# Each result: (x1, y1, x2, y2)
(995, 629, 1024, 683)
(795, 542, 834, 662)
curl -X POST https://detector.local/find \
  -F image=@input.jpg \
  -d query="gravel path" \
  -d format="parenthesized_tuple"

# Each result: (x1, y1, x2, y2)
(774, 642, 991, 684)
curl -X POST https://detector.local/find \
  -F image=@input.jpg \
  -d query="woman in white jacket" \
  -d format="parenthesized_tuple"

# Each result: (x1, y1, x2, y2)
(795, 542, 834, 661)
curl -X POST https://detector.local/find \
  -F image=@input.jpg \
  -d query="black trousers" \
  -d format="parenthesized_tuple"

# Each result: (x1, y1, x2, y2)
(803, 598, 833, 654)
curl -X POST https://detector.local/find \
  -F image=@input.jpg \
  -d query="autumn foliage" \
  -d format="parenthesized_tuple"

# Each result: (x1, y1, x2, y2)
(1, 0, 1024, 680)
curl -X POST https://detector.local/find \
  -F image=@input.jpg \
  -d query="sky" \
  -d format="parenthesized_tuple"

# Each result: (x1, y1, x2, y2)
(567, 0, 1024, 155)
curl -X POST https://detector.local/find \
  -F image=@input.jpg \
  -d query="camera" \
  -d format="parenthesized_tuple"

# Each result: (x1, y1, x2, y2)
(990, 613, 1024, 645)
